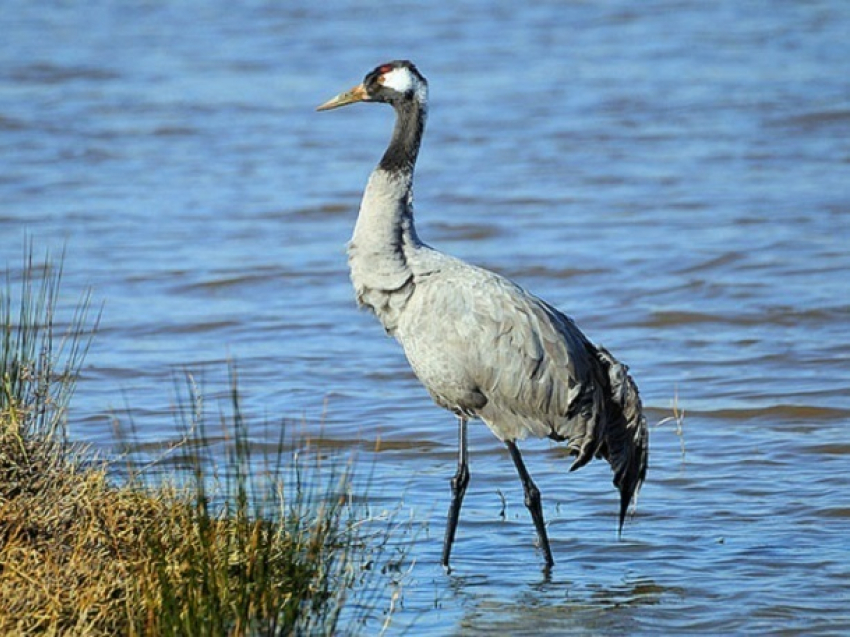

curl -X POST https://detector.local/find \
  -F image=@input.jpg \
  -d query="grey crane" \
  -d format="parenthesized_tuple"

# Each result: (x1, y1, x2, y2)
(317, 60, 648, 572)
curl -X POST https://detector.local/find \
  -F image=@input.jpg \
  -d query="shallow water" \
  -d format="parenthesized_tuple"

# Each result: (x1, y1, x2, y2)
(2, 1, 850, 633)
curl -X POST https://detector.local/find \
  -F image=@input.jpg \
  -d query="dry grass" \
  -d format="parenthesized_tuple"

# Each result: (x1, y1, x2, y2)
(0, 440, 147, 635)
(0, 411, 386, 636)
(0, 248, 408, 636)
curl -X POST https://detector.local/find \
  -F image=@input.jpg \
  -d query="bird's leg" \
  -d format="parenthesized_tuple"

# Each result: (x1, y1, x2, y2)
(441, 416, 469, 572)
(506, 440, 555, 569)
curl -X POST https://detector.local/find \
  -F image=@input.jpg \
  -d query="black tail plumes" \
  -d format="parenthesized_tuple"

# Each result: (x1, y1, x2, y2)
(596, 346, 648, 533)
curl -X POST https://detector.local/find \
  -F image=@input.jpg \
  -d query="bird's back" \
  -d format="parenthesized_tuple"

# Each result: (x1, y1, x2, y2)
(396, 253, 647, 519)
(399, 255, 606, 446)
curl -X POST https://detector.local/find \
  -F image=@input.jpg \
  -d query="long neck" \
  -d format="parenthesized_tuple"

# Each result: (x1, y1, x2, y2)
(353, 99, 427, 252)
(349, 100, 427, 314)
(379, 99, 426, 173)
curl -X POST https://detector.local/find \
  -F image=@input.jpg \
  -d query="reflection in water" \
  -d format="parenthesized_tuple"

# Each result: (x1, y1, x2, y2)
(448, 574, 671, 635)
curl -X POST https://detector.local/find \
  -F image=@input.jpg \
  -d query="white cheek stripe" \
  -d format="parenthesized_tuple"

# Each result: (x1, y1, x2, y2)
(382, 67, 415, 93)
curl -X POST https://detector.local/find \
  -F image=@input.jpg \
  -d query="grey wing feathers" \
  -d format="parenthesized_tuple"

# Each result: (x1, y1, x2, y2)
(467, 273, 606, 461)
(464, 270, 647, 526)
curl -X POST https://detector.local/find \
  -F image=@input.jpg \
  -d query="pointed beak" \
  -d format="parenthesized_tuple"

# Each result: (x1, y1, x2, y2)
(316, 83, 369, 111)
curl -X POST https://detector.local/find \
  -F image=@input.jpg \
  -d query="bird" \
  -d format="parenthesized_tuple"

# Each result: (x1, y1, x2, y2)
(317, 60, 648, 572)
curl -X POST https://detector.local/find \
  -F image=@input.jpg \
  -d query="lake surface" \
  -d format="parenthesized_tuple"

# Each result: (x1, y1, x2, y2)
(2, 0, 849, 633)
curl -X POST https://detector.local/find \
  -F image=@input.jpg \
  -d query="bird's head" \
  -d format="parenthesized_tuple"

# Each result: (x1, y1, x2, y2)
(316, 60, 428, 112)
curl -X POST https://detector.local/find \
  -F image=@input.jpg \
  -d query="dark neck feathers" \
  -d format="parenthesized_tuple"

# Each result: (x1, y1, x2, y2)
(379, 99, 426, 173)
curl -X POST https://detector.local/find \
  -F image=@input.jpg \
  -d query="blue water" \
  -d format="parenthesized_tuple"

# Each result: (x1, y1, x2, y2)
(2, 1, 850, 633)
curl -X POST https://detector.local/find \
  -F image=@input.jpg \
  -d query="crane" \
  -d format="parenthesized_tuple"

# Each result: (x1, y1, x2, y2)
(317, 60, 648, 572)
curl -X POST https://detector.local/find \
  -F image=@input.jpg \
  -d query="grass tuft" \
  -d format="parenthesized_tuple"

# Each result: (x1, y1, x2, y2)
(1, 248, 410, 635)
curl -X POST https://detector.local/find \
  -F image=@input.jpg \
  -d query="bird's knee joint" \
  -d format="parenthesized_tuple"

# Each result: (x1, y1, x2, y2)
(451, 467, 470, 492)
(524, 484, 541, 508)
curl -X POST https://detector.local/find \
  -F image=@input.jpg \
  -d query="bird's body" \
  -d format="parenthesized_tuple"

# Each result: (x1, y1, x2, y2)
(319, 61, 648, 572)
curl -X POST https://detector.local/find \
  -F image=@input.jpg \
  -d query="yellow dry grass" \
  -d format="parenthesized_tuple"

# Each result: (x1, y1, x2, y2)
(0, 404, 358, 636)
(1, 249, 407, 635)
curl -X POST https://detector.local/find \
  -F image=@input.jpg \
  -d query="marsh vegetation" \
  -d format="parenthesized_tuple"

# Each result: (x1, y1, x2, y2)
(0, 252, 408, 635)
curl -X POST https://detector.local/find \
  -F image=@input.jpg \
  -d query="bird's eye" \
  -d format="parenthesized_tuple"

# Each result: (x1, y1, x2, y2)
(377, 75, 385, 85)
